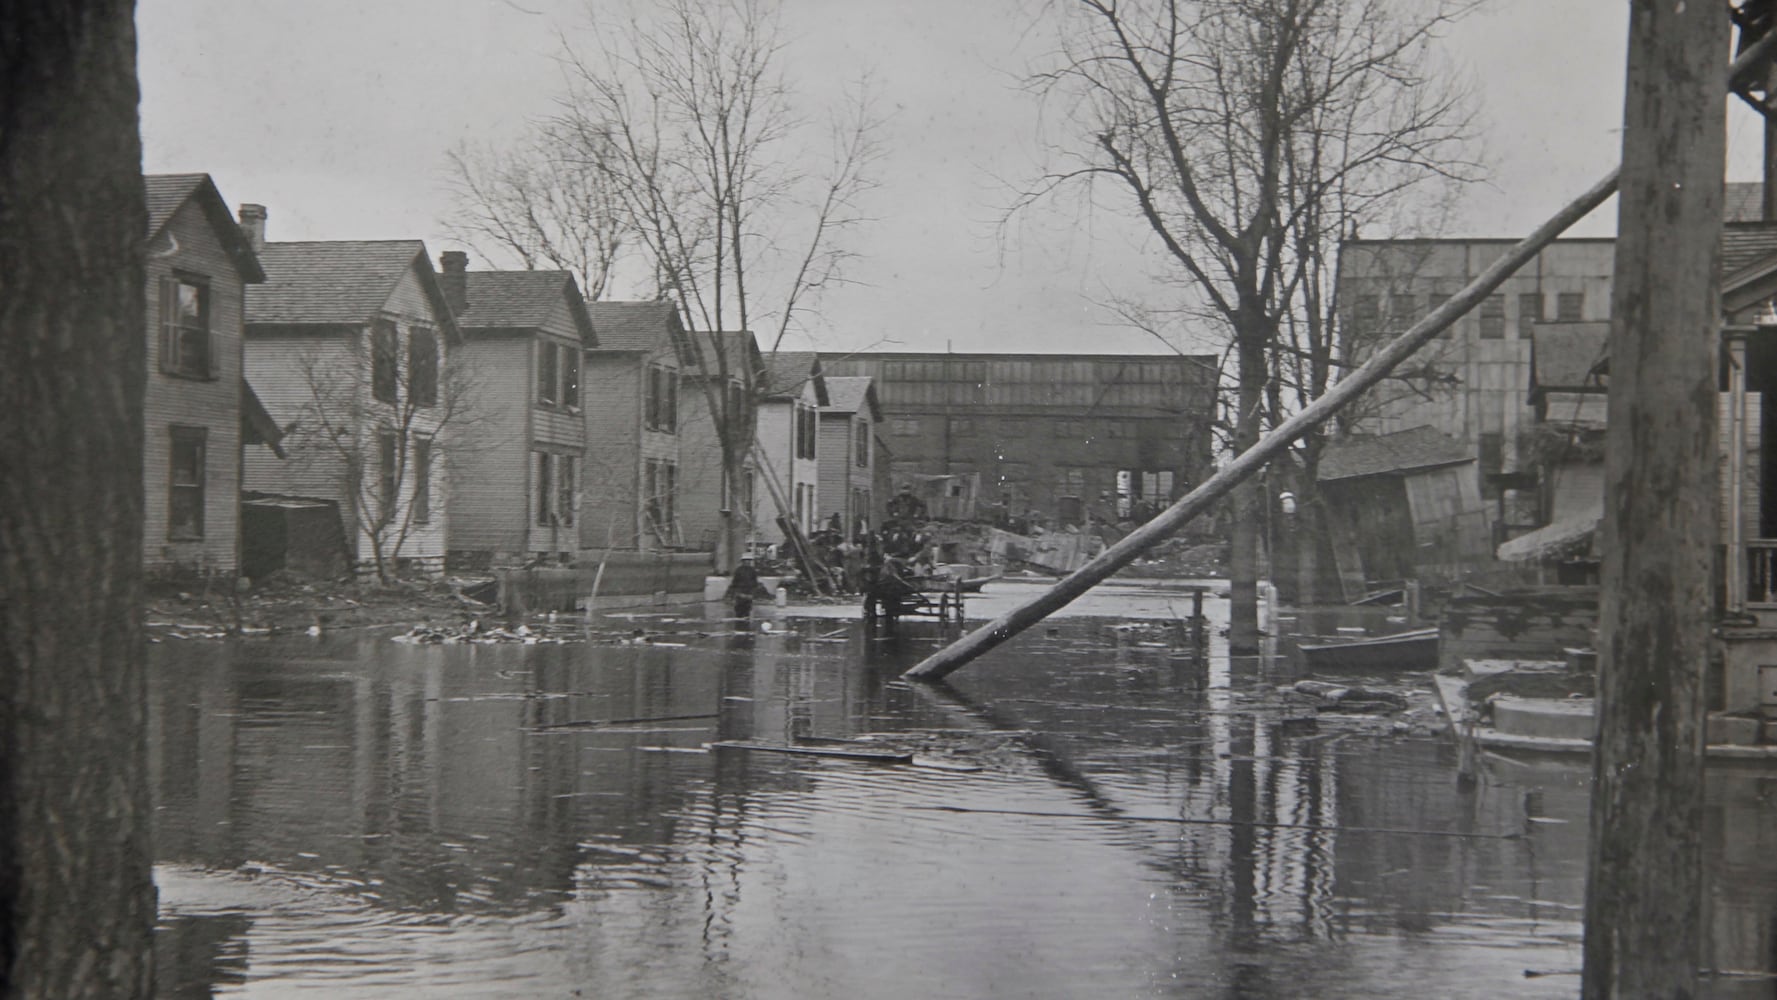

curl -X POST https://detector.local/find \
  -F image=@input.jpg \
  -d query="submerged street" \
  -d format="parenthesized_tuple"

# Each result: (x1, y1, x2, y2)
(146, 581, 1777, 998)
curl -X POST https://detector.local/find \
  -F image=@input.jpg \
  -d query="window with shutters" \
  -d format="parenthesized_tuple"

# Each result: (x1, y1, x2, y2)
(379, 431, 399, 512)
(556, 455, 575, 527)
(561, 346, 580, 409)
(412, 437, 432, 523)
(796, 404, 817, 459)
(854, 418, 870, 467)
(371, 320, 399, 404)
(408, 327, 437, 407)
(537, 341, 559, 407)
(536, 451, 554, 526)
(644, 364, 678, 433)
(168, 425, 206, 540)
(159, 275, 214, 379)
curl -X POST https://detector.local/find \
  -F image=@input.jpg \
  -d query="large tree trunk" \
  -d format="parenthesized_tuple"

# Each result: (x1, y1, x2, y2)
(0, 2, 154, 997)
(1581, 3, 1724, 997)
(1227, 319, 1269, 652)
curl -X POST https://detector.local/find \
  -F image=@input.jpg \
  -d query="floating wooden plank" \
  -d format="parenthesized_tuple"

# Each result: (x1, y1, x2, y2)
(707, 740, 914, 763)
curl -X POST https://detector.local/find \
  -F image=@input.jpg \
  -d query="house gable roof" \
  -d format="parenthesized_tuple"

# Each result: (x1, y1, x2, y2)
(1318, 426, 1474, 482)
(821, 376, 880, 420)
(760, 351, 828, 405)
(585, 300, 683, 354)
(246, 240, 460, 340)
(145, 173, 266, 283)
(457, 270, 596, 347)
(1528, 322, 1610, 401)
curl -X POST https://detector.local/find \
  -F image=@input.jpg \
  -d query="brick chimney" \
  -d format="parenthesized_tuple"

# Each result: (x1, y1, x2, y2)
(439, 250, 468, 315)
(238, 203, 266, 252)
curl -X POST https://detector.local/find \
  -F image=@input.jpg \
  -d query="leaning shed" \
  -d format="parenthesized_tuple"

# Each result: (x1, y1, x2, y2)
(1317, 426, 1491, 599)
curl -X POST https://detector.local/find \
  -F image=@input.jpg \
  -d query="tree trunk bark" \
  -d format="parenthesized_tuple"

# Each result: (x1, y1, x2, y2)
(0, 2, 154, 997)
(1582, 4, 1724, 997)
(1227, 321, 1269, 653)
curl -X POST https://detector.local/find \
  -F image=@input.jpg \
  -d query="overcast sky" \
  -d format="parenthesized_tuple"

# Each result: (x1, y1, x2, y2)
(139, 0, 1767, 356)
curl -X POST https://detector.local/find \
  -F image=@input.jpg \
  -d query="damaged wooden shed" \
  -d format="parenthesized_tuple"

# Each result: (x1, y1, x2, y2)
(1316, 426, 1492, 600)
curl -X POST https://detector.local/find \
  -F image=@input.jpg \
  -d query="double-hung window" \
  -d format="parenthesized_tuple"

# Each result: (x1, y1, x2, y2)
(538, 341, 559, 407)
(412, 437, 432, 523)
(159, 275, 214, 378)
(408, 327, 437, 407)
(372, 320, 400, 404)
(645, 365, 678, 432)
(168, 426, 206, 539)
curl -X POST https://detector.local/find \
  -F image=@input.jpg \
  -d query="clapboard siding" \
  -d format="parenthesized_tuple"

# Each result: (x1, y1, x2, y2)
(446, 337, 530, 556)
(144, 198, 247, 574)
(675, 383, 733, 551)
(816, 414, 853, 527)
(244, 260, 450, 570)
(244, 335, 362, 550)
(534, 299, 586, 450)
(753, 401, 795, 543)
(581, 352, 645, 551)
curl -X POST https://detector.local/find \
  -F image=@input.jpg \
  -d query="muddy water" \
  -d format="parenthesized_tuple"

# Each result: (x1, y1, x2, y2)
(148, 581, 1777, 998)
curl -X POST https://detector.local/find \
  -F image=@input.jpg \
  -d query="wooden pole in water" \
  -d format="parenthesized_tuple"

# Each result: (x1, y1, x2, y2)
(903, 32, 1777, 686)
(902, 174, 1616, 679)
(1581, 5, 1724, 997)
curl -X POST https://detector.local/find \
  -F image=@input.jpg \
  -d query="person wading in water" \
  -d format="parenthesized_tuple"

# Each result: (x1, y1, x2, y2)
(726, 555, 770, 620)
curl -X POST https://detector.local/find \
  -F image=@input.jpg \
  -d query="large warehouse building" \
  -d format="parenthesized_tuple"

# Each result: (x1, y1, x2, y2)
(819, 352, 1218, 525)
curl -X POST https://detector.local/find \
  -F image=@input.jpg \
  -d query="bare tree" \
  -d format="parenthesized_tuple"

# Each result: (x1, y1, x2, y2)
(443, 126, 628, 302)
(0, 0, 156, 995)
(1016, 0, 1479, 644)
(549, 0, 882, 569)
(286, 333, 485, 584)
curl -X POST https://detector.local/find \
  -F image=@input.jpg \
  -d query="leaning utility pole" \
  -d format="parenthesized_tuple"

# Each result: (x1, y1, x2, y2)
(1581, 5, 1726, 998)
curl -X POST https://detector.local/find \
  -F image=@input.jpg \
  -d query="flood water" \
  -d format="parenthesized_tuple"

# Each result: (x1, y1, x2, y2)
(148, 579, 1777, 998)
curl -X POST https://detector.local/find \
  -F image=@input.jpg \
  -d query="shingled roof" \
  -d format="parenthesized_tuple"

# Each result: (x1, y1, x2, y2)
(1722, 222, 1777, 278)
(1318, 426, 1474, 482)
(760, 351, 827, 404)
(585, 300, 682, 352)
(821, 376, 879, 419)
(1529, 322, 1609, 400)
(145, 173, 265, 283)
(455, 270, 595, 346)
(246, 240, 456, 334)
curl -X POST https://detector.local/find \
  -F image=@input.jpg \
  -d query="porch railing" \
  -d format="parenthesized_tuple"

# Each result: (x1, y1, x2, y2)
(1747, 540, 1777, 608)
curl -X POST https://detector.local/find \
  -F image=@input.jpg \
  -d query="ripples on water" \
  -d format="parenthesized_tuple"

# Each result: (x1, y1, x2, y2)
(147, 584, 1777, 998)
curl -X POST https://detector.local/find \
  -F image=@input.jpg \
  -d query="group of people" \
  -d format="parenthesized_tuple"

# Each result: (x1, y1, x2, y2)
(725, 483, 936, 618)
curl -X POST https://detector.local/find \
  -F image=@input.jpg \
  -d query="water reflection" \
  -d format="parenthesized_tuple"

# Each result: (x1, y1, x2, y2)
(145, 595, 1777, 998)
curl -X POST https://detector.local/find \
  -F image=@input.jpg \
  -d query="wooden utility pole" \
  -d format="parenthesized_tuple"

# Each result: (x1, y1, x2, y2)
(1581, 4, 1725, 998)
(904, 170, 1621, 680)
(0, 1, 154, 996)
(905, 30, 1777, 686)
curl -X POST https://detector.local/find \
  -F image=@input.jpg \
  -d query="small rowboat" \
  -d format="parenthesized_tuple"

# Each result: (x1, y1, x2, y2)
(1296, 626, 1438, 671)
